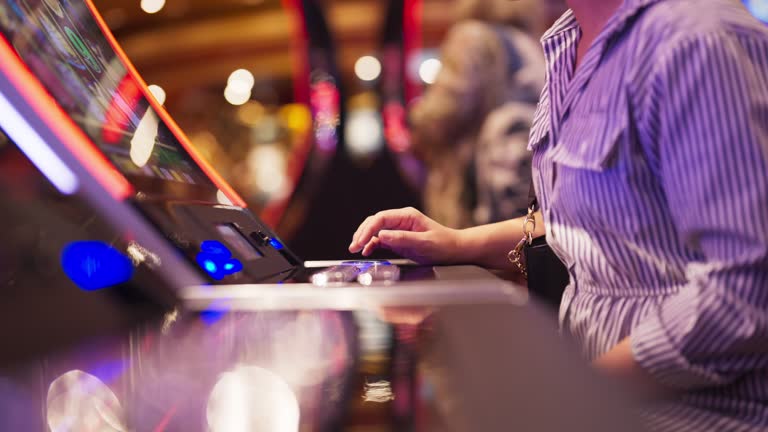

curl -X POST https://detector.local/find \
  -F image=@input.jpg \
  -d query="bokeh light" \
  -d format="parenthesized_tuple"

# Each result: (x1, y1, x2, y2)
(207, 366, 299, 432)
(228, 69, 256, 89)
(745, 0, 768, 22)
(354, 56, 382, 82)
(224, 85, 251, 106)
(237, 101, 266, 126)
(418, 58, 442, 84)
(247, 145, 288, 197)
(225, 69, 255, 106)
(147, 84, 166, 105)
(140, 0, 166, 14)
(345, 109, 383, 157)
(46, 370, 126, 431)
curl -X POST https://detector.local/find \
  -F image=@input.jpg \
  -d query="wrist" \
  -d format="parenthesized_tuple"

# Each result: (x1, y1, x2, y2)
(448, 228, 470, 264)
(450, 226, 496, 267)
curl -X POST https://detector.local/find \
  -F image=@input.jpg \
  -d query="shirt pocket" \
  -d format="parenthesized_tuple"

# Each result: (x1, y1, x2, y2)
(548, 112, 627, 172)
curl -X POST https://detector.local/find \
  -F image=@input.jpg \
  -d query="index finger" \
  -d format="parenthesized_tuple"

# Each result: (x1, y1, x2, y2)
(349, 208, 416, 253)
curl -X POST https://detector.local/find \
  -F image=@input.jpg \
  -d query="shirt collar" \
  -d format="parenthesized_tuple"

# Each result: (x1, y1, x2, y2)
(542, 0, 665, 42)
(541, 9, 579, 41)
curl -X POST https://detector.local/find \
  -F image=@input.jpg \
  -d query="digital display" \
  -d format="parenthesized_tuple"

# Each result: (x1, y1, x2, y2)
(216, 224, 263, 261)
(0, 0, 219, 201)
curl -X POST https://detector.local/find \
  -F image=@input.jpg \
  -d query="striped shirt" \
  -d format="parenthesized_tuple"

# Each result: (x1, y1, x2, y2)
(530, 0, 768, 429)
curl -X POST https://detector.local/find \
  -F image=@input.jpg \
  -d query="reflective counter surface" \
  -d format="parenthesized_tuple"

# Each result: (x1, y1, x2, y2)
(0, 298, 644, 432)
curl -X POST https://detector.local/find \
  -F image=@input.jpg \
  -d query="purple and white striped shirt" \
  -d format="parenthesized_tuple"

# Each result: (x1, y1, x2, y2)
(530, 0, 768, 429)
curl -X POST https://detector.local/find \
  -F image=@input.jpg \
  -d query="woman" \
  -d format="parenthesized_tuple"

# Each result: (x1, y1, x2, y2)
(349, 0, 768, 430)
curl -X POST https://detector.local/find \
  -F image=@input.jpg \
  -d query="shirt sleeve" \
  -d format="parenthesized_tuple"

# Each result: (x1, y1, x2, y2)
(630, 31, 768, 390)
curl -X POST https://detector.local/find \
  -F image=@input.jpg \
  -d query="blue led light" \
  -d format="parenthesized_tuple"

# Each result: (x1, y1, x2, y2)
(200, 309, 228, 326)
(198, 297, 232, 326)
(61, 241, 134, 291)
(269, 238, 284, 250)
(196, 240, 243, 280)
(201, 240, 230, 255)
(227, 260, 243, 273)
(204, 260, 217, 273)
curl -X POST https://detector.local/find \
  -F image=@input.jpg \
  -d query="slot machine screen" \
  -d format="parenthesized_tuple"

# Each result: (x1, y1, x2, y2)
(0, 0, 221, 203)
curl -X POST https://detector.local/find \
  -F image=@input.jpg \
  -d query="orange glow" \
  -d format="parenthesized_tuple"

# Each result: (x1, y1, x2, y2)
(0, 35, 132, 200)
(281, 0, 310, 105)
(85, 0, 247, 208)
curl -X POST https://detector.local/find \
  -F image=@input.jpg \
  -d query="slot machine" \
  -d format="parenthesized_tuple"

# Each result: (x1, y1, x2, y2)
(0, 0, 642, 430)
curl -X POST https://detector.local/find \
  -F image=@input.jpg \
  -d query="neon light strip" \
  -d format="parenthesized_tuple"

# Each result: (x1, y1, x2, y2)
(281, 0, 310, 105)
(403, 0, 423, 102)
(0, 90, 79, 194)
(0, 36, 132, 199)
(85, 0, 247, 208)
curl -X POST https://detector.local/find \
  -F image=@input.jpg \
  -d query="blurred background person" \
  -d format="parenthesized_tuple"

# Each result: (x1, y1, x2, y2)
(409, 0, 552, 228)
(453, 0, 566, 35)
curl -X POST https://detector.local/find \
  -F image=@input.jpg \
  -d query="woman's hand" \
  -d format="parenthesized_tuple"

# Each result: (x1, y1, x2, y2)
(348, 207, 463, 265)
(593, 337, 672, 401)
(349, 207, 544, 270)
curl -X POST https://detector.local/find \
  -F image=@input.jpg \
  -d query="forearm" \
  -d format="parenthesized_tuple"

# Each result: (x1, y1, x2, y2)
(457, 211, 546, 270)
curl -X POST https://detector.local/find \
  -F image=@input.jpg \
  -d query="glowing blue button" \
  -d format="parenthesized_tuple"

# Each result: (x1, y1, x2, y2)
(204, 260, 217, 273)
(200, 240, 231, 257)
(196, 241, 243, 280)
(61, 241, 134, 291)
